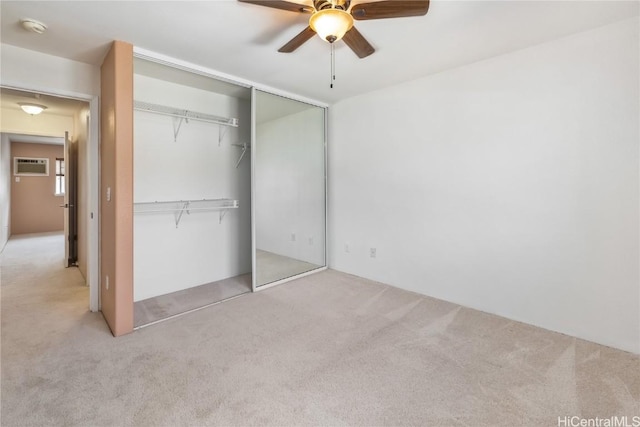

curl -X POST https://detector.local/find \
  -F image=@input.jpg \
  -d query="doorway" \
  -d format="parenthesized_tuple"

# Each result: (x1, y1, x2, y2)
(0, 87, 97, 310)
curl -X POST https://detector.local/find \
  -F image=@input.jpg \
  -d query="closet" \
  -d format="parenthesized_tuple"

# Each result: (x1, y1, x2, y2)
(132, 54, 327, 328)
(132, 58, 252, 327)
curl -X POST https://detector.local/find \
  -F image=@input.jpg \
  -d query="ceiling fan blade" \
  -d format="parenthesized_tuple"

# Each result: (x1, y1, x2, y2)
(351, 0, 430, 20)
(238, 0, 313, 13)
(278, 26, 316, 53)
(342, 27, 375, 58)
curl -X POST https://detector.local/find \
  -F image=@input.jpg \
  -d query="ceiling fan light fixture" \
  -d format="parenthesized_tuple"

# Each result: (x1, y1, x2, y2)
(18, 103, 47, 115)
(309, 8, 354, 43)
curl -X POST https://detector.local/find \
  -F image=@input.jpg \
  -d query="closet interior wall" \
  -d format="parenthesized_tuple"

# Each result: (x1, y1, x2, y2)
(133, 59, 251, 306)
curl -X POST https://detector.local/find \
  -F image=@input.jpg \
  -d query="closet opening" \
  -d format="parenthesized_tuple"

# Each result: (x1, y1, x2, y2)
(132, 57, 252, 328)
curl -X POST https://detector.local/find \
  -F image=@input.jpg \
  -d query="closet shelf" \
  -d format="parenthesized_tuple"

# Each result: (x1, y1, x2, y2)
(134, 100, 238, 143)
(134, 198, 239, 227)
(134, 101, 238, 127)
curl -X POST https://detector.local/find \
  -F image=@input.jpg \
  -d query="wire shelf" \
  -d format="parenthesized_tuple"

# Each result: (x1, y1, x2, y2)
(134, 101, 238, 127)
(134, 198, 239, 227)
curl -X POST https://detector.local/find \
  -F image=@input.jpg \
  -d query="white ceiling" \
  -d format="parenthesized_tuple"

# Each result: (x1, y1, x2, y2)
(6, 133, 64, 146)
(1, 1, 638, 104)
(1, 87, 88, 116)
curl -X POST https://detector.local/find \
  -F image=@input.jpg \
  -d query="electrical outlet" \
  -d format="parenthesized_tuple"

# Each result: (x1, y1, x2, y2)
(345, 243, 350, 253)
(308, 237, 314, 245)
(291, 233, 296, 242)
(370, 248, 377, 258)
(105, 275, 109, 290)
(106, 187, 111, 202)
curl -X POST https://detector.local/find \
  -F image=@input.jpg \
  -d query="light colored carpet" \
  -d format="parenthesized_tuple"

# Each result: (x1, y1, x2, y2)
(134, 274, 251, 328)
(1, 233, 639, 426)
(135, 248, 319, 327)
(256, 249, 321, 286)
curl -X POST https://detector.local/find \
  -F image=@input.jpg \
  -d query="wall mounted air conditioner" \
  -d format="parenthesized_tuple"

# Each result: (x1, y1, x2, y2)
(14, 157, 49, 176)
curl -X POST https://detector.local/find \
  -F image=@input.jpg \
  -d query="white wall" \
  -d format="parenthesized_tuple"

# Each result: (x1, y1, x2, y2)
(329, 18, 639, 354)
(256, 108, 326, 265)
(0, 44, 100, 97)
(133, 74, 251, 301)
(0, 134, 11, 251)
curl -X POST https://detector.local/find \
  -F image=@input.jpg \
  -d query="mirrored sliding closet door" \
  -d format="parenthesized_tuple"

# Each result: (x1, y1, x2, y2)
(253, 90, 326, 288)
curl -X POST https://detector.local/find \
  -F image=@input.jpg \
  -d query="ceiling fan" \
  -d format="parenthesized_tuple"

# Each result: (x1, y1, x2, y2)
(238, 0, 430, 59)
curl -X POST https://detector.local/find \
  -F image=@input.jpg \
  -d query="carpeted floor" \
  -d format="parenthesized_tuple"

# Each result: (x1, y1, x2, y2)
(134, 274, 252, 328)
(1, 233, 638, 426)
(134, 249, 321, 327)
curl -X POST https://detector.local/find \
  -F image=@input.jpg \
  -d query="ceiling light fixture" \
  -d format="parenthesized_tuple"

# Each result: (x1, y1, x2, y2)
(309, 7, 353, 43)
(18, 103, 47, 115)
(20, 18, 47, 34)
(308, 2, 355, 89)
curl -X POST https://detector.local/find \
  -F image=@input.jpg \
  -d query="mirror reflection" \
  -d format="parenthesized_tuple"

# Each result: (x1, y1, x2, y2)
(255, 90, 326, 286)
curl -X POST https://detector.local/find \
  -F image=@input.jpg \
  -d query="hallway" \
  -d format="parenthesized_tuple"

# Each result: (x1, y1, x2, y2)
(0, 232, 110, 424)
(0, 232, 99, 338)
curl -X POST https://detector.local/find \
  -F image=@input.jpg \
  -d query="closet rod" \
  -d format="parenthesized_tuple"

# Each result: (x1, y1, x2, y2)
(133, 100, 239, 127)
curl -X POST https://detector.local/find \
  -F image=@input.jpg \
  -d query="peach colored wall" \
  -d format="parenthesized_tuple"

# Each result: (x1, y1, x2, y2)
(100, 41, 134, 337)
(10, 142, 64, 235)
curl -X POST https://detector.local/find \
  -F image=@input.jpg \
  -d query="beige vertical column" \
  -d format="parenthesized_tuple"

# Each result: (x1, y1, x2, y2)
(100, 40, 134, 336)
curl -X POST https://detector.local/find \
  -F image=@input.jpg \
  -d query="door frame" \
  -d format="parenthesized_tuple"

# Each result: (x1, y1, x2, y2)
(251, 87, 257, 292)
(63, 131, 71, 267)
(1, 83, 100, 312)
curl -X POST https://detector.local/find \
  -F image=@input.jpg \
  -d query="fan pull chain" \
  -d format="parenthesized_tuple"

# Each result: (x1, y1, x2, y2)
(330, 43, 336, 89)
